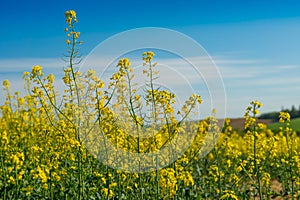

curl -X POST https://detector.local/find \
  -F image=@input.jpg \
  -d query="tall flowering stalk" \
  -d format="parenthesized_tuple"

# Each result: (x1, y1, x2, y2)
(244, 100, 263, 199)
(64, 10, 85, 200)
(279, 112, 296, 199)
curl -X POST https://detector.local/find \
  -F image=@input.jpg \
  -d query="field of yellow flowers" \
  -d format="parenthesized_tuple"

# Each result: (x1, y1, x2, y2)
(1, 10, 300, 200)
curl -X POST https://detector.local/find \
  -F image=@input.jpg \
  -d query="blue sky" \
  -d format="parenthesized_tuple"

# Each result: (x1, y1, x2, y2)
(0, 0, 300, 117)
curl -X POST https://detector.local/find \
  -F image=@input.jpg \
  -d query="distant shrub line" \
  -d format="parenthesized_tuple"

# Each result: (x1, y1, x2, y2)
(259, 105, 300, 120)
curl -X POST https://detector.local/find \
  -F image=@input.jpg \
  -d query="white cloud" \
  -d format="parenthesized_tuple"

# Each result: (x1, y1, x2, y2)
(0, 55, 298, 118)
(276, 65, 298, 70)
(0, 58, 65, 73)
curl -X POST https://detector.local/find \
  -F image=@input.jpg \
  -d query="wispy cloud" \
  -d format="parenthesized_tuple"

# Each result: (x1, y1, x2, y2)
(0, 58, 65, 73)
(0, 55, 299, 118)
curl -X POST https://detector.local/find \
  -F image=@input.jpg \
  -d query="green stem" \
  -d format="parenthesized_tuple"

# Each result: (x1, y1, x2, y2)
(156, 155, 160, 200)
(149, 61, 158, 124)
(285, 122, 295, 199)
(253, 106, 262, 200)
(68, 21, 83, 200)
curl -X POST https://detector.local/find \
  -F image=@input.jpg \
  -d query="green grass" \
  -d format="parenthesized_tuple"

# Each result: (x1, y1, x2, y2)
(267, 117, 300, 133)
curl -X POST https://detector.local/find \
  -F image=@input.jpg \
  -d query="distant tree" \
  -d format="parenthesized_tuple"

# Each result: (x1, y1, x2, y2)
(259, 105, 300, 120)
(259, 111, 279, 120)
(291, 105, 297, 118)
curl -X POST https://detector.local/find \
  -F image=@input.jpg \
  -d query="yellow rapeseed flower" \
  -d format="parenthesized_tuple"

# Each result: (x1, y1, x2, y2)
(220, 190, 238, 200)
(142, 51, 155, 63)
(3, 79, 10, 88)
(279, 111, 290, 123)
(31, 65, 43, 77)
(65, 10, 77, 19)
